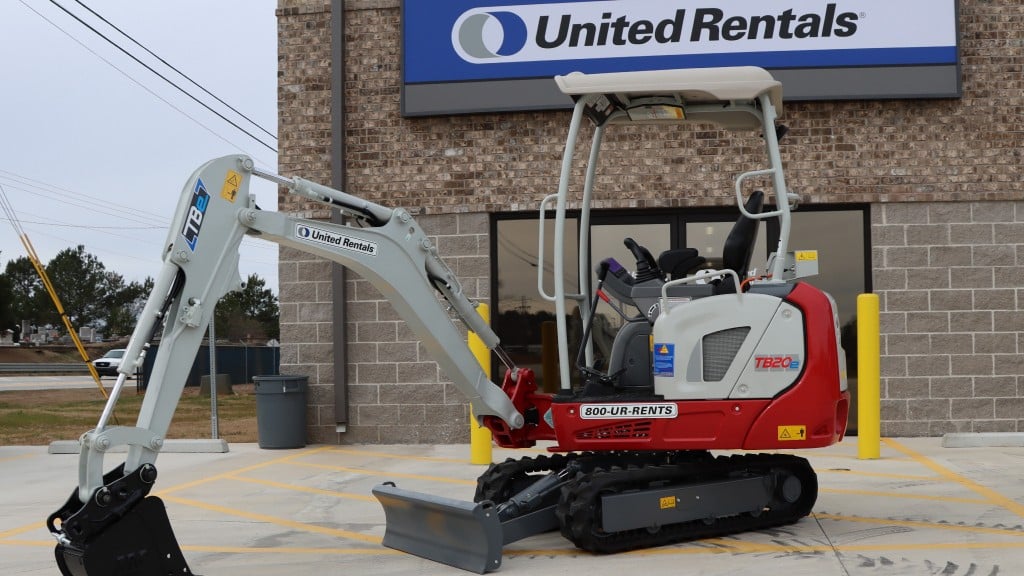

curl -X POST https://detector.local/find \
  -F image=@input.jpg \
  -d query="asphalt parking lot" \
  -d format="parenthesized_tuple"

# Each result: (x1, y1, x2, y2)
(3, 437, 1023, 575)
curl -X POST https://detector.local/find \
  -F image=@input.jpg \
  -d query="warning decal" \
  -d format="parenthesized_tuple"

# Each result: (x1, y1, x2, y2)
(221, 170, 241, 203)
(659, 496, 676, 510)
(777, 425, 807, 441)
(653, 343, 674, 377)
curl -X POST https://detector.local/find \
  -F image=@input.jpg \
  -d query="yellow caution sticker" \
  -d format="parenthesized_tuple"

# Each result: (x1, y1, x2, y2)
(795, 250, 818, 262)
(659, 496, 676, 510)
(777, 425, 807, 441)
(221, 170, 242, 203)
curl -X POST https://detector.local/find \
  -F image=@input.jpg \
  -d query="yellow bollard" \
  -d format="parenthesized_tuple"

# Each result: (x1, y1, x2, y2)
(857, 293, 881, 459)
(468, 303, 494, 465)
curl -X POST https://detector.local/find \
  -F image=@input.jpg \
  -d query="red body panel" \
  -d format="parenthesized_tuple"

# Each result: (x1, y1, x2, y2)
(484, 282, 849, 452)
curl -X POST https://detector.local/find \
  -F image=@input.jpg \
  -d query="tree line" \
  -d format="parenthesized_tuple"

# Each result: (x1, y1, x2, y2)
(0, 246, 279, 343)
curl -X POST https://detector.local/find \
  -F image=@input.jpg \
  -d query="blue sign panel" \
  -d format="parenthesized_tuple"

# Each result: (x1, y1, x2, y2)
(402, 0, 960, 115)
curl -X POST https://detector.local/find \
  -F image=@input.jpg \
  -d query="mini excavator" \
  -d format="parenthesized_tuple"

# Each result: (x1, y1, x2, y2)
(48, 67, 848, 575)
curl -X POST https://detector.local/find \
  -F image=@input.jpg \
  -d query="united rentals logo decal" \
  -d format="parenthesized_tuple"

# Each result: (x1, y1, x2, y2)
(295, 224, 378, 257)
(453, 2, 865, 64)
(457, 11, 529, 58)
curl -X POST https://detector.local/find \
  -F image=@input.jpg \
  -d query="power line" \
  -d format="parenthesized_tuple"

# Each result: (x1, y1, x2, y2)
(44, 0, 277, 153)
(19, 0, 276, 166)
(71, 0, 277, 141)
(0, 217, 155, 230)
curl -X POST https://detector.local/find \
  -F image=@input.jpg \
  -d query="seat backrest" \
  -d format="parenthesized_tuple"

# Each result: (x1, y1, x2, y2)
(717, 190, 765, 293)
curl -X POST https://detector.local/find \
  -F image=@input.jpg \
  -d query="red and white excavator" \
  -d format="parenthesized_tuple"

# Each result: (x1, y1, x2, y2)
(48, 66, 849, 575)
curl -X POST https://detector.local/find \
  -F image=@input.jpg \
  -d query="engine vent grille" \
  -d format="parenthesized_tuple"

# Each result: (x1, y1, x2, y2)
(575, 421, 653, 441)
(702, 327, 750, 382)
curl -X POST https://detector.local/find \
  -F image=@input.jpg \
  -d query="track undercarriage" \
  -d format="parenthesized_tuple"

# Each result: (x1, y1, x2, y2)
(477, 451, 817, 554)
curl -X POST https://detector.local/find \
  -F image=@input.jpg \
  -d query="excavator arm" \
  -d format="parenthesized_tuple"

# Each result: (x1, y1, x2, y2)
(47, 154, 524, 575)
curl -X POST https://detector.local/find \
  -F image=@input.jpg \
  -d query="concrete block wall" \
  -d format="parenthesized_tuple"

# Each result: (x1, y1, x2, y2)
(343, 213, 490, 443)
(873, 202, 1024, 436)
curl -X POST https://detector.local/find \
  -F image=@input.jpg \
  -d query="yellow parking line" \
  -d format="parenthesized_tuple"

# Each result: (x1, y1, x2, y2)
(162, 495, 382, 545)
(294, 460, 477, 486)
(327, 447, 468, 464)
(0, 539, 51, 547)
(815, 512, 1024, 537)
(807, 451, 909, 462)
(227, 474, 376, 502)
(157, 445, 335, 496)
(0, 446, 336, 544)
(183, 545, 400, 555)
(883, 438, 1024, 520)
(0, 522, 44, 540)
(0, 453, 35, 464)
(817, 468, 943, 482)
(821, 487, 990, 505)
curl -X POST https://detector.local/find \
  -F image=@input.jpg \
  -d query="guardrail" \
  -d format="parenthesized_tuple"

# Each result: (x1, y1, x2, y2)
(0, 363, 90, 374)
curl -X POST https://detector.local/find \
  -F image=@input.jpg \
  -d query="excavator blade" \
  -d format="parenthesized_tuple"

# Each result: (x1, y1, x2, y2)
(54, 496, 196, 576)
(373, 482, 504, 574)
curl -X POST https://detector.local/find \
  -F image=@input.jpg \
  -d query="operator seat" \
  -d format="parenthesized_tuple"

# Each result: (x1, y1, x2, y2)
(715, 190, 764, 294)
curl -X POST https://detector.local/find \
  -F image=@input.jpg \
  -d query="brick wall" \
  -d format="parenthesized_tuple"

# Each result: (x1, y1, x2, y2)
(277, 0, 1024, 442)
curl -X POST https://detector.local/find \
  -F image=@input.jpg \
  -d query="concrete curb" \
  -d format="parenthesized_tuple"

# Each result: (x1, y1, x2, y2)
(48, 439, 230, 454)
(942, 432, 1024, 448)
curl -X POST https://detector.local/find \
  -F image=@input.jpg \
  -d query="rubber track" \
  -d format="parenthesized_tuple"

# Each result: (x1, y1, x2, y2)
(474, 451, 715, 504)
(555, 453, 817, 554)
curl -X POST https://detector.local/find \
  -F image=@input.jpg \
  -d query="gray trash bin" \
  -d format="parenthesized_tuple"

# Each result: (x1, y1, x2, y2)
(253, 375, 308, 449)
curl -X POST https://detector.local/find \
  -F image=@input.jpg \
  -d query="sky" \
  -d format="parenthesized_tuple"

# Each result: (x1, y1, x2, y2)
(0, 0, 280, 293)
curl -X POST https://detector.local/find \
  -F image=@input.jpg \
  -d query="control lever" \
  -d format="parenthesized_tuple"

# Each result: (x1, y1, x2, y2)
(623, 237, 663, 282)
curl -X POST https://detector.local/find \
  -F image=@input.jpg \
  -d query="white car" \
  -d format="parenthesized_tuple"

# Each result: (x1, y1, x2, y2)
(92, 349, 126, 377)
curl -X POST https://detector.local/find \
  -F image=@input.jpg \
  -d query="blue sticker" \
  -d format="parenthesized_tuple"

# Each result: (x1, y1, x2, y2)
(653, 343, 674, 377)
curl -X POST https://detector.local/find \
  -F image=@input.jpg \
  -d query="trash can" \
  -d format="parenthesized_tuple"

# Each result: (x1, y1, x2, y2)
(253, 375, 308, 449)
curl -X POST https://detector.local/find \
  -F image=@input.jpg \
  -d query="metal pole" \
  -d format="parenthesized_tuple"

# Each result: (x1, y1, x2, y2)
(209, 308, 219, 439)
(857, 294, 880, 459)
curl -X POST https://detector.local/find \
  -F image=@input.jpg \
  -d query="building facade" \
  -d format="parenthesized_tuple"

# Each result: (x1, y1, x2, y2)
(276, 0, 1024, 443)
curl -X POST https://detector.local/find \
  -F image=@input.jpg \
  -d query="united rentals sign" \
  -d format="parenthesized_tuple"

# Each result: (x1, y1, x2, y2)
(402, 0, 960, 116)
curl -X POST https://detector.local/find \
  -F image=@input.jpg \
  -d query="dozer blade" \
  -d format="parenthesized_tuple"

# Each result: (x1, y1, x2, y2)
(373, 482, 504, 574)
(55, 496, 196, 576)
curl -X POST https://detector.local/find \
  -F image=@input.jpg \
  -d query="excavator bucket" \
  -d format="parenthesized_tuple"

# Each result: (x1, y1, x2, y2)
(52, 496, 196, 576)
(373, 483, 504, 573)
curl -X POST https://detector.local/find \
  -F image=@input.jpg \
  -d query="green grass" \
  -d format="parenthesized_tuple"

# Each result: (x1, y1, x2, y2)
(0, 386, 258, 445)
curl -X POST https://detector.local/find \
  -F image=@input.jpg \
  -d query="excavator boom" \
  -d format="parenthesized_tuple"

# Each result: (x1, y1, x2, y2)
(47, 154, 524, 575)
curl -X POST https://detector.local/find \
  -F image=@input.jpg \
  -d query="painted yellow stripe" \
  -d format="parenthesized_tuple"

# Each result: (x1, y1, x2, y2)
(294, 460, 477, 486)
(162, 495, 382, 545)
(0, 522, 44, 540)
(0, 539, 396, 555)
(817, 468, 943, 482)
(0, 539, 52, 547)
(327, 447, 468, 464)
(157, 445, 335, 496)
(227, 474, 376, 502)
(183, 545, 398, 555)
(808, 451, 909, 462)
(821, 487, 990, 505)
(815, 512, 1024, 537)
(0, 453, 36, 464)
(7, 536, 1024, 558)
(0, 446, 337, 546)
(883, 438, 1024, 520)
